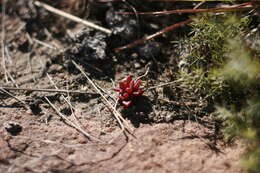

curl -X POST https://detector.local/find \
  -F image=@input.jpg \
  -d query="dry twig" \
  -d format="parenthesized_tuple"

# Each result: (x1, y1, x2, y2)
(0, 86, 96, 95)
(114, 2, 256, 51)
(114, 19, 192, 51)
(1, 0, 8, 82)
(72, 60, 134, 134)
(45, 97, 104, 142)
(146, 80, 181, 90)
(0, 88, 27, 106)
(46, 74, 92, 141)
(117, 2, 254, 15)
(33, 38, 58, 50)
(34, 1, 112, 35)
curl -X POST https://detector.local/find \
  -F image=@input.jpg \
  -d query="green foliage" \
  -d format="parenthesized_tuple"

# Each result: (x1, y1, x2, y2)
(176, 12, 260, 173)
(177, 13, 250, 103)
(216, 99, 260, 141)
(216, 38, 260, 172)
(222, 39, 260, 86)
(177, 69, 226, 102)
(242, 147, 260, 173)
(182, 13, 249, 70)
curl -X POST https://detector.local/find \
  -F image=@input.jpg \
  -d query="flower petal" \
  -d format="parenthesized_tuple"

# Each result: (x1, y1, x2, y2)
(119, 96, 125, 100)
(126, 87, 133, 94)
(122, 100, 132, 107)
(126, 75, 132, 85)
(112, 88, 121, 92)
(119, 81, 125, 89)
(123, 93, 129, 100)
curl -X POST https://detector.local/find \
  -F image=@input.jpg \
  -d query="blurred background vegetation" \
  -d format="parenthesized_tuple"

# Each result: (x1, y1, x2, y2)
(177, 12, 260, 172)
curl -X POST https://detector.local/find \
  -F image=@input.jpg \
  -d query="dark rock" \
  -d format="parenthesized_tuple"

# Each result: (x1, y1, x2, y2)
(66, 30, 108, 61)
(4, 121, 22, 136)
(106, 7, 138, 40)
(29, 99, 42, 115)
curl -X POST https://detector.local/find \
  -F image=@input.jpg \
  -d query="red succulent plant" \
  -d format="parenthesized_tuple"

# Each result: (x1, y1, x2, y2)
(113, 75, 144, 107)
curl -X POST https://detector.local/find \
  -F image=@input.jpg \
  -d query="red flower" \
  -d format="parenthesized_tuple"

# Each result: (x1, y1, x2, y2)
(113, 75, 144, 107)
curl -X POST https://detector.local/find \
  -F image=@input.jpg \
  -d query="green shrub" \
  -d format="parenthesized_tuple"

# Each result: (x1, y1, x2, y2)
(176, 13, 250, 104)
(217, 37, 260, 173)
(176, 12, 260, 172)
(180, 13, 249, 70)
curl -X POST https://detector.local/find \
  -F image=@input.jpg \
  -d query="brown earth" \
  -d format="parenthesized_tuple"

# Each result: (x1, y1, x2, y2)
(0, 107, 244, 173)
(1, 1, 245, 173)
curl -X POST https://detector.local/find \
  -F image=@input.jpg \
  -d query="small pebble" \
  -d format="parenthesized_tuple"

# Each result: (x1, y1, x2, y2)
(131, 53, 138, 59)
(78, 136, 87, 144)
(106, 127, 115, 133)
(165, 114, 174, 122)
(15, 114, 22, 119)
(4, 121, 22, 136)
(134, 62, 141, 69)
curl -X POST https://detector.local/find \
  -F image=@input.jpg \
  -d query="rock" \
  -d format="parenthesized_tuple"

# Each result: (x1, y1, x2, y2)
(106, 7, 138, 40)
(134, 62, 141, 69)
(4, 121, 22, 136)
(66, 29, 108, 61)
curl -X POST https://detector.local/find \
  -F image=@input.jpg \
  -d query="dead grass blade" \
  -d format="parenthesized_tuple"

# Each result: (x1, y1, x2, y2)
(34, 1, 112, 35)
(46, 73, 96, 143)
(71, 60, 134, 134)
(45, 97, 104, 143)
(0, 88, 28, 109)
(0, 86, 96, 95)
(1, 0, 8, 82)
(117, 2, 254, 15)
